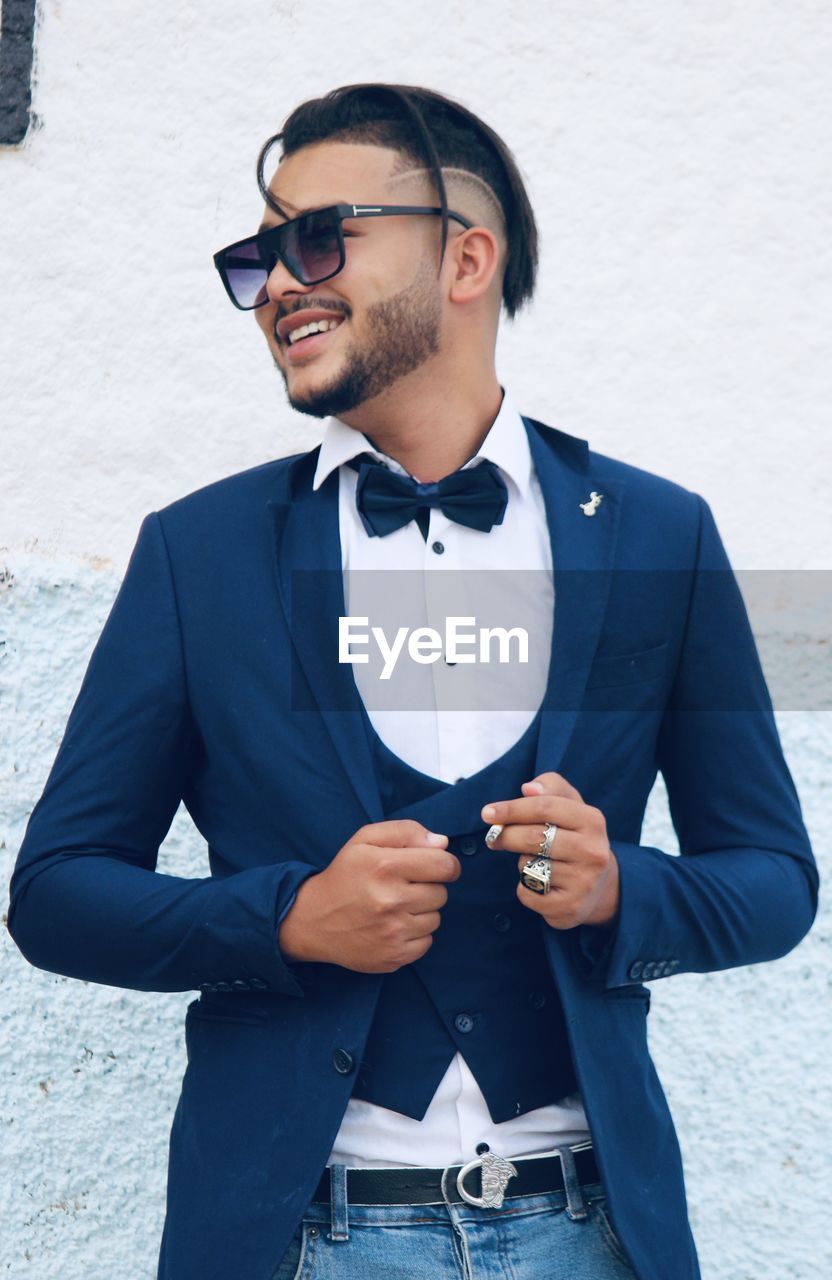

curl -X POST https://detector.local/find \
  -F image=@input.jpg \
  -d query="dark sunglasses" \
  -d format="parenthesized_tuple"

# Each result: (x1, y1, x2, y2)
(213, 202, 474, 310)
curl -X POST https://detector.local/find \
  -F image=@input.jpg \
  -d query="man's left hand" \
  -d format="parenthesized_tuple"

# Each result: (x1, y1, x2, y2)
(481, 772, 620, 930)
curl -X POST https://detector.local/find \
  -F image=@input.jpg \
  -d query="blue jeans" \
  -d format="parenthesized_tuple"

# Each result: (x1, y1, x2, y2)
(272, 1163, 638, 1279)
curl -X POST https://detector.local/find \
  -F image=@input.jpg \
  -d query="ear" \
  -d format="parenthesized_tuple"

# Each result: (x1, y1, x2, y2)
(446, 226, 502, 307)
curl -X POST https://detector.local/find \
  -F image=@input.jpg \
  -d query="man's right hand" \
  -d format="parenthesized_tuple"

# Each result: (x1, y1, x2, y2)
(278, 820, 461, 973)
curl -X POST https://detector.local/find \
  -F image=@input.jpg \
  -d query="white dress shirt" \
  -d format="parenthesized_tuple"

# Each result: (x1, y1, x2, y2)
(311, 386, 592, 1168)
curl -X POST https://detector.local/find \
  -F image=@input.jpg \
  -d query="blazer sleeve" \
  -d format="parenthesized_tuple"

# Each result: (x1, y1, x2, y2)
(6, 512, 319, 997)
(576, 493, 819, 989)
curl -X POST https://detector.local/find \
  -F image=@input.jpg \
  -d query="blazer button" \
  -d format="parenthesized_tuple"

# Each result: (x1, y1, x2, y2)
(214, 980, 232, 992)
(642, 962, 656, 980)
(628, 961, 643, 980)
(248, 977, 268, 989)
(459, 837, 478, 857)
(492, 913, 511, 933)
(332, 1048, 355, 1075)
(231, 979, 251, 991)
(529, 991, 547, 1010)
(199, 982, 213, 992)
(454, 1013, 475, 1034)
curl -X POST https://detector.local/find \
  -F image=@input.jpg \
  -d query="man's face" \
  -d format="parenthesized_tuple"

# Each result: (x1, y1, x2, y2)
(254, 141, 446, 419)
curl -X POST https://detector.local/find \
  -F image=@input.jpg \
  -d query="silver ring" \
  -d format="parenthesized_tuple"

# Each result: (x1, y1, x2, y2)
(538, 822, 558, 857)
(520, 856, 552, 895)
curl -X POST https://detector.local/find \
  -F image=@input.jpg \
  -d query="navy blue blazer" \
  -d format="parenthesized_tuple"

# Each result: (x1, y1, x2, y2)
(8, 417, 818, 1280)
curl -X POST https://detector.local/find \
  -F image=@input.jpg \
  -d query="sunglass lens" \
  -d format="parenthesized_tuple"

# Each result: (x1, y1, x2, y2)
(222, 239, 269, 309)
(284, 209, 343, 284)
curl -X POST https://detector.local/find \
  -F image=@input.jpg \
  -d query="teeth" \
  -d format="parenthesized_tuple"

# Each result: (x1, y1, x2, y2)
(288, 318, 340, 344)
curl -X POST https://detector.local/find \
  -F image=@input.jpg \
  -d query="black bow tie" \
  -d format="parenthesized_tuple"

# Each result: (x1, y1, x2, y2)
(347, 453, 509, 539)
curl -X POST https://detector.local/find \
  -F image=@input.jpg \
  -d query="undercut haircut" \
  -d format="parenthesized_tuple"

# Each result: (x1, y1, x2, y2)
(255, 83, 538, 320)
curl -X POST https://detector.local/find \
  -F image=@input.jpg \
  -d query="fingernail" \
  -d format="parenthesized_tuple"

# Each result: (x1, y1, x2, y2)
(482, 805, 496, 821)
(525, 781, 544, 793)
(426, 831, 448, 845)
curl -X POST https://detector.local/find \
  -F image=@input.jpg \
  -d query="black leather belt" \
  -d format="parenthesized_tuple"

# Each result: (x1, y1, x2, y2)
(312, 1145, 599, 1206)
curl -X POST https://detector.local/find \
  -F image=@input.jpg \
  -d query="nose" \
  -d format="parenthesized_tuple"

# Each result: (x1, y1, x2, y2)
(264, 255, 314, 305)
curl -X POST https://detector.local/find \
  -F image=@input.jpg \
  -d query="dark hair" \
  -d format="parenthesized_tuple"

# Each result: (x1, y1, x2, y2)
(255, 83, 538, 320)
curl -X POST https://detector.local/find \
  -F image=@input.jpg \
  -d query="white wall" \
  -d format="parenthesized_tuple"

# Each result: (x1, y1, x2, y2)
(1, 3, 830, 1277)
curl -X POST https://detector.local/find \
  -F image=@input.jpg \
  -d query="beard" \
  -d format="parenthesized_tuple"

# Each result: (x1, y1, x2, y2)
(274, 256, 442, 419)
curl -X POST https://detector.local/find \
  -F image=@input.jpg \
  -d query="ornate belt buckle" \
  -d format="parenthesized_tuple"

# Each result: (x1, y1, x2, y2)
(456, 1151, 519, 1208)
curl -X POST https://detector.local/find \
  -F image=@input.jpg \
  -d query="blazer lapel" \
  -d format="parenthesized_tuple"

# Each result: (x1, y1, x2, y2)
(266, 452, 384, 823)
(523, 417, 625, 778)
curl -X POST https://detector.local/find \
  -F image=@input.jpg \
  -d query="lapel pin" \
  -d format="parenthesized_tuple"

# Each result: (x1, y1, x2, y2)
(579, 491, 604, 516)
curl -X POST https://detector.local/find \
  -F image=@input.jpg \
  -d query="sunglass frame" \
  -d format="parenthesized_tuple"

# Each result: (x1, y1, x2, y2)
(213, 203, 474, 310)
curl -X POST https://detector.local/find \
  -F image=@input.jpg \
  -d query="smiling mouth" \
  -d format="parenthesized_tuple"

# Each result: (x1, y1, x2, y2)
(287, 318, 343, 346)
(281, 316, 345, 364)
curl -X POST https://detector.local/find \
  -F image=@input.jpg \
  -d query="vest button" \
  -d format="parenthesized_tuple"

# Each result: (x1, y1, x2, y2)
(454, 1013, 475, 1034)
(529, 991, 547, 1010)
(332, 1048, 355, 1074)
(459, 836, 478, 857)
(492, 912, 511, 933)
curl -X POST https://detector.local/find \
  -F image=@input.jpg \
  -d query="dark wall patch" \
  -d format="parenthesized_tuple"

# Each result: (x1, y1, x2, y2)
(0, 0, 38, 146)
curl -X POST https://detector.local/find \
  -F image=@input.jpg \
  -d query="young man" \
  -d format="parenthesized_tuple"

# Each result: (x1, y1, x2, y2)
(8, 84, 818, 1280)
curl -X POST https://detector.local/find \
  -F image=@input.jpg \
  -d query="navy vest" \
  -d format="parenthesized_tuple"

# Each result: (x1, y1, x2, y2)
(351, 705, 578, 1124)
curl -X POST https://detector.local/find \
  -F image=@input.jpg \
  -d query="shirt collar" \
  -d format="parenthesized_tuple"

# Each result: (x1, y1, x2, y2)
(311, 386, 532, 499)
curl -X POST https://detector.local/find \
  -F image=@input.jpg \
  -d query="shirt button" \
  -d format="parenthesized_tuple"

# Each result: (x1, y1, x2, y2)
(493, 913, 511, 933)
(454, 1013, 475, 1034)
(431, 540, 445, 555)
(332, 1048, 355, 1075)
(459, 836, 478, 857)
(529, 991, 547, 1010)
(455, 776, 466, 784)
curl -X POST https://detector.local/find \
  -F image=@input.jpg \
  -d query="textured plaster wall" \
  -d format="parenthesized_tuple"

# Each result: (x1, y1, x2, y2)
(1, 3, 830, 1278)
